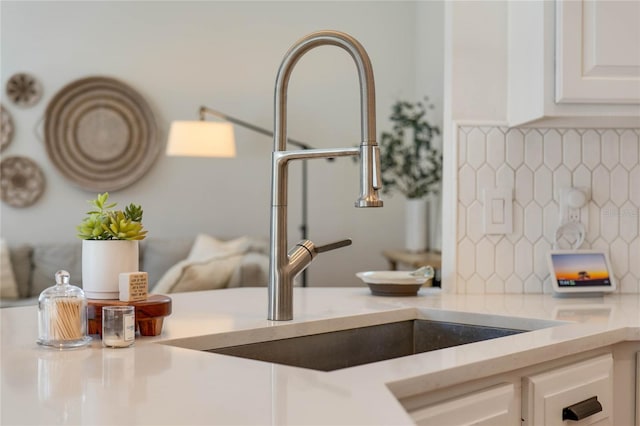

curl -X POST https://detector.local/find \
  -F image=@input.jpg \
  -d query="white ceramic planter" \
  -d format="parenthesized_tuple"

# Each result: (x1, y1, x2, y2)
(82, 240, 139, 300)
(405, 198, 428, 253)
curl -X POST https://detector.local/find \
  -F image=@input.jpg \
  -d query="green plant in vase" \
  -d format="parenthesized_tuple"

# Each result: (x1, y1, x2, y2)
(77, 192, 146, 300)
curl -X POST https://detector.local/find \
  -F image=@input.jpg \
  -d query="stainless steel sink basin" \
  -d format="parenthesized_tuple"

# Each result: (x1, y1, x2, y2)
(206, 320, 526, 371)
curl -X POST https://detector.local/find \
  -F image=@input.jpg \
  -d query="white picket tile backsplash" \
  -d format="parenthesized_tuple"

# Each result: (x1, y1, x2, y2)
(456, 127, 640, 293)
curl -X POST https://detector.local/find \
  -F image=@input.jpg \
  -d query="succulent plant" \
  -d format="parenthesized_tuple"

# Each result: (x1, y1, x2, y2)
(77, 193, 147, 240)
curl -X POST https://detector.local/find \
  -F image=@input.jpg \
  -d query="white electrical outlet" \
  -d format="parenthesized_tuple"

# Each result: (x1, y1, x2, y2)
(559, 187, 590, 224)
(555, 187, 590, 250)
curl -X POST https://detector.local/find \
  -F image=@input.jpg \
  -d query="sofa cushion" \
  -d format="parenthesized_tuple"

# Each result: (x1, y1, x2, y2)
(152, 234, 251, 294)
(8, 244, 33, 298)
(140, 238, 193, 289)
(187, 234, 252, 259)
(159, 253, 245, 293)
(31, 243, 83, 297)
(227, 252, 269, 288)
(0, 240, 19, 299)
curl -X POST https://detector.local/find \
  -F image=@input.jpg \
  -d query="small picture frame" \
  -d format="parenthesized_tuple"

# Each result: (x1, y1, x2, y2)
(547, 250, 616, 295)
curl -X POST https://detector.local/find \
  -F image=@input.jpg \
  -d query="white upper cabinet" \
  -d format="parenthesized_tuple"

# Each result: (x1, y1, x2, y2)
(556, 0, 640, 104)
(508, 0, 640, 127)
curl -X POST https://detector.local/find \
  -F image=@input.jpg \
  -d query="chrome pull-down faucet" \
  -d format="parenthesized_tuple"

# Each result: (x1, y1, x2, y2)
(268, 30, 383, 321)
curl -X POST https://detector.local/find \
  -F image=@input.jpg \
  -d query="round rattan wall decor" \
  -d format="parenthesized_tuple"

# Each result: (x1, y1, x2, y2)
(0, 156, 46, 208)
(44, 76, 159, 191)
(0, 104, 14, 152)
(6, 73, 42, 107)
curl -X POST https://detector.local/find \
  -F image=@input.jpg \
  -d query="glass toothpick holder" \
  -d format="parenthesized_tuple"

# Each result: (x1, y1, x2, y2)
(37, 270, 92, 349)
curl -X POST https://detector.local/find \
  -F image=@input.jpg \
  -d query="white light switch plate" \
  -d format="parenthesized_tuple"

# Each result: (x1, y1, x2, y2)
(483, 187, 513, 234)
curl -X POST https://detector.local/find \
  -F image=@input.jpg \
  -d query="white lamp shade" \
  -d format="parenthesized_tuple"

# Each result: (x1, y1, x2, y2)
(166, 121, 236, 158)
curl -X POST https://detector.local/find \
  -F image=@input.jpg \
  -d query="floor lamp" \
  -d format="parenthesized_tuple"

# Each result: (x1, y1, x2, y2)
(166, 106, 313, 287)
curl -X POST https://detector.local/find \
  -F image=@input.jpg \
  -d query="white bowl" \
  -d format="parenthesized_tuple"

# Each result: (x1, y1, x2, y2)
(356, 271, 430, 285)
(356, 271, 431, 297)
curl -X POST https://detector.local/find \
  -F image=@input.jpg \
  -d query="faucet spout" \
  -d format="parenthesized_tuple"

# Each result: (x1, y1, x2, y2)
(268, 30, 383, 321)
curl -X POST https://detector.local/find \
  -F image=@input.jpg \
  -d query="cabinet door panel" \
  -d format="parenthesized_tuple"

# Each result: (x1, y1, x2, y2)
(523, 354, 613, 426)
(411, 383, 515, 426)
(556, 0, 640, 104)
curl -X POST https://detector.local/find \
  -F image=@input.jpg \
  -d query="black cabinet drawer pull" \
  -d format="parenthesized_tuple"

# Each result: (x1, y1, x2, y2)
(562, 396, 602, 421)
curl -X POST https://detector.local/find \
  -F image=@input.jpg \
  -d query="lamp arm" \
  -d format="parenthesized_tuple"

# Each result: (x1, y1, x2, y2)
(199, 106, 311, 150)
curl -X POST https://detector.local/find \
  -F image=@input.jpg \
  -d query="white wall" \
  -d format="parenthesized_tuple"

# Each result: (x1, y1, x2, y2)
(1, 1, 444, 286)
(415, 0, 445, 251)
(449, 0, 508, 124)
(442, 0, 509, 289)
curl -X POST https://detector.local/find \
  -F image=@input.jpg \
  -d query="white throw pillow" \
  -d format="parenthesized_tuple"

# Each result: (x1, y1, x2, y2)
(0, 240, 19, 299)
(166, 253, 244, 293)
(187, 234, 251, 261)
(152, 235, 251, 294)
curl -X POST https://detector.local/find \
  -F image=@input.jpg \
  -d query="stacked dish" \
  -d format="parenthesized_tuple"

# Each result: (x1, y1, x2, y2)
(356, 267, 434, 296)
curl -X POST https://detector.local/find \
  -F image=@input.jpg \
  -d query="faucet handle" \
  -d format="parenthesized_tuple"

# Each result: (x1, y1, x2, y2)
(287, 239, 352, 278)
(314, 239, 352, 254)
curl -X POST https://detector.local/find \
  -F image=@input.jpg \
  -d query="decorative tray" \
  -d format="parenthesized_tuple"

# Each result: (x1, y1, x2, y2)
(87, 294, 171, 336)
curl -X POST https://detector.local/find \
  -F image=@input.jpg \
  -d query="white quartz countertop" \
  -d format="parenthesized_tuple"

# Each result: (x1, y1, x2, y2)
(2, 287, 639, 425)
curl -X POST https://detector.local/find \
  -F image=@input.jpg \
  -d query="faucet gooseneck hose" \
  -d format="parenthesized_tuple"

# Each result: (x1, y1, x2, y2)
(268, 30, 383, 321)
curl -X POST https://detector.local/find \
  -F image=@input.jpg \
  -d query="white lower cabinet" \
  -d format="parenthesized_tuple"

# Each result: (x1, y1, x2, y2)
(636, 352, 639, 426)
(410, 383, 516, 426)
(398, 350, 623, 426)
(522, 354, 613, 426)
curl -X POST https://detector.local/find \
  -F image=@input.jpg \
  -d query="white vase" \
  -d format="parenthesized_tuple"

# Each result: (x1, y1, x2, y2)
(405, 198, 428, 253)
(82, 240, 139, 300)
